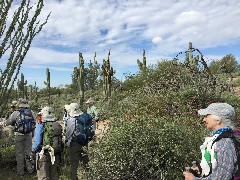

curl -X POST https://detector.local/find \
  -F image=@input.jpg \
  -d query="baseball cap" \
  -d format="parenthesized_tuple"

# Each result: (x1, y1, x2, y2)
(198, 103, 235, 120)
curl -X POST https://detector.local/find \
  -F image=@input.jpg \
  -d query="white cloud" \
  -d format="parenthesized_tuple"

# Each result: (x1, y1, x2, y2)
(4, 0, 240, 88)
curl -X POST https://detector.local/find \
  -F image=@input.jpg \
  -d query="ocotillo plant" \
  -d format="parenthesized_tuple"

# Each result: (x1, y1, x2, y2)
(137, 49, 147, 76)
(79, 53, 85, 106)
(44, 68, 51, 105)
(0, 0, 50, 114)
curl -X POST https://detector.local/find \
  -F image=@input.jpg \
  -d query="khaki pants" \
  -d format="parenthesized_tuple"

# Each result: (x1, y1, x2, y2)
(15, 133, 32, 175)
(69, 142, 89, 180)
(37, 154, 60, 180)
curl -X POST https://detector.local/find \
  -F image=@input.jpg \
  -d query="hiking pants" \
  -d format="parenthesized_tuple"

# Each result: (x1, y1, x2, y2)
(15, 132, 32, 175)
(69, 142, 89, 180)
(37, 154, 60, 180)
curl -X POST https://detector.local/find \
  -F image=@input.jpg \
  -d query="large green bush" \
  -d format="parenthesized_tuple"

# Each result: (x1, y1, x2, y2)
(87, 115, 207, 180)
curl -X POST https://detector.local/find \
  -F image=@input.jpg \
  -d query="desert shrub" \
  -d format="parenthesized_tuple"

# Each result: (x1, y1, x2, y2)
(87, 115, 208, 180)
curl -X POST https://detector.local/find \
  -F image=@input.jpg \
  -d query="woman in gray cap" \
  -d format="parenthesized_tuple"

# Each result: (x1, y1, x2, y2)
(183, 103, 238, 180)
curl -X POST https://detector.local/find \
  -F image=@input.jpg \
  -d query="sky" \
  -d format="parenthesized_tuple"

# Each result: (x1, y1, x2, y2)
(2, 0, 240, 88)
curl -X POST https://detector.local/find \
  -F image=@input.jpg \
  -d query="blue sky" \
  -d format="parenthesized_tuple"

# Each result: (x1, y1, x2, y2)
(2, 0, 240, 88)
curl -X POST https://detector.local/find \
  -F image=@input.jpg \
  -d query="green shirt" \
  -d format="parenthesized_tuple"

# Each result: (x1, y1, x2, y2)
(87, 105, 99, 120)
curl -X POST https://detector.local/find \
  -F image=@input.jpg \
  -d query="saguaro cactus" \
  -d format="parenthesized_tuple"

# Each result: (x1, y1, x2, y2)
(185, 42, 198, 69)
(79, 53, 85, 106)
(101, 50, 115, 99)
(34, 81, 38, 103)
(137, 49, 147, 76)
(44, 68, 51, 104)
(17, 73, 27, 99)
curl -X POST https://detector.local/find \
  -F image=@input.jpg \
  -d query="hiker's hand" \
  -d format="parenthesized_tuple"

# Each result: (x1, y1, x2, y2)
(183, 171, 194, 180)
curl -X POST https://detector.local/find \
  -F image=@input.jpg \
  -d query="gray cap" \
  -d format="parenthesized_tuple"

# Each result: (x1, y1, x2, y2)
(198, 103, 235, 120)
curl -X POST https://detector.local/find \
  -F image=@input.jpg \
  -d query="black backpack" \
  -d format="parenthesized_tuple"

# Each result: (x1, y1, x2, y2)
(15, 108, 35, 134)
(71, 113, 94, 144)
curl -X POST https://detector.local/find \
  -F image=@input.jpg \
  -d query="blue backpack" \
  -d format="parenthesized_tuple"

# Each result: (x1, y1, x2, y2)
(71, 113, 94, 144)
(16, 108, 35, 134)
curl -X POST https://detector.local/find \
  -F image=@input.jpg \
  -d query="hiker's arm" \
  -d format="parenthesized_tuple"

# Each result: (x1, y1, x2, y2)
(32, 124, 44, 154)
(6, 111, 17, 126)
(192, 139, 236, 180)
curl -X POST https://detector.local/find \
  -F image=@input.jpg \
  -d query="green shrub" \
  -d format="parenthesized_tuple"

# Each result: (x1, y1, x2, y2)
(87, 115, 207, 180)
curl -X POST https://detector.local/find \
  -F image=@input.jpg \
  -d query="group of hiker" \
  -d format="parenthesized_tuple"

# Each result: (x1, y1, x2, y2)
(4, 97, 98, 180)
(2, 96, 240, 180)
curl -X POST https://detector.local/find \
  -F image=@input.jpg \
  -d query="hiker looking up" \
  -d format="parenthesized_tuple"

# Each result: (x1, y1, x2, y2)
(7, 98, 36, 176)
(32, 106, 63, 180)
(86, 98, 99, 130)
(65, 103, 93, 180)
(183, 103, 238, 180)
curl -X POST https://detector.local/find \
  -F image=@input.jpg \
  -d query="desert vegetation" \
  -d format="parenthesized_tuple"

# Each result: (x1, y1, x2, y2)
(1, 1, 240, 180)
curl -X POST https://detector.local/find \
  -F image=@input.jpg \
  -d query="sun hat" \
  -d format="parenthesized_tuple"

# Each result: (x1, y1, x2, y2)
(86, 98, 94, 104)
(64, 104, 71, 113)
(69, 103, 82, 117)
(11, 101, 18, 107)
(40, 106, 55, 121)
(17, 98, 30, 108)
(198, 103, 235, 120)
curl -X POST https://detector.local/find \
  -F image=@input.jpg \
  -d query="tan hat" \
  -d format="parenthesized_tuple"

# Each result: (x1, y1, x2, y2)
(11, 101, 18, 107)
(17, 98, 30, 108)
(40, 106, 55, 121)
(64, 104, 71, 113)
(69, 103, 82, 117)
(86, 98, 94, 104)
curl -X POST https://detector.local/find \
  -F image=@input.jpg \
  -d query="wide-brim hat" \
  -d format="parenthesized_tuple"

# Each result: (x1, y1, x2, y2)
(40, 106, 55, 121)
(69, 103, 83, 117)
(17, 98, 30, 108)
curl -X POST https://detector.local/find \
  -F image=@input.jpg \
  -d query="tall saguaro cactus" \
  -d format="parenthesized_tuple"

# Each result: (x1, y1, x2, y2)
(137, 49, 147, 76)
(79, 53, 85, 106)
(17, 73, 27, 99)
(34, 81, 38, 103)
(185, 42, 198, 69)
(44, 68, 51, 104)
(101, 50, 115, 99)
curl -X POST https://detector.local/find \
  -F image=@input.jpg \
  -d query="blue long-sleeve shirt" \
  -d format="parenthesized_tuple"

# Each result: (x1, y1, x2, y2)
(32, 123, 44, 154)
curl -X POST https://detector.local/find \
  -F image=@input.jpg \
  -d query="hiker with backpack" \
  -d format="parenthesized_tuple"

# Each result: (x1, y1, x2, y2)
(32, 106, 63, 180)
(65, 102, 94, 180)
(183, 103, 238, 180)
(7, 98, 36, 176)
(86, 98, 99, 130)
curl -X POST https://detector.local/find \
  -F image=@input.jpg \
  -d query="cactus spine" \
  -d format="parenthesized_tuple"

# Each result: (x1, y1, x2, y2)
(44, 68, 51, 104)
(137, 49, 147, 76)
(79, 53, 85, 106)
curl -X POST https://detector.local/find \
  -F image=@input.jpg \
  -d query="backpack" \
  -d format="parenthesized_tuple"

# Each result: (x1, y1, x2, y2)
(71, 113, 94, 144)
(43, 121, 63, 155)
(211, 130, 240, 179)
(15, 108, 35, 134)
